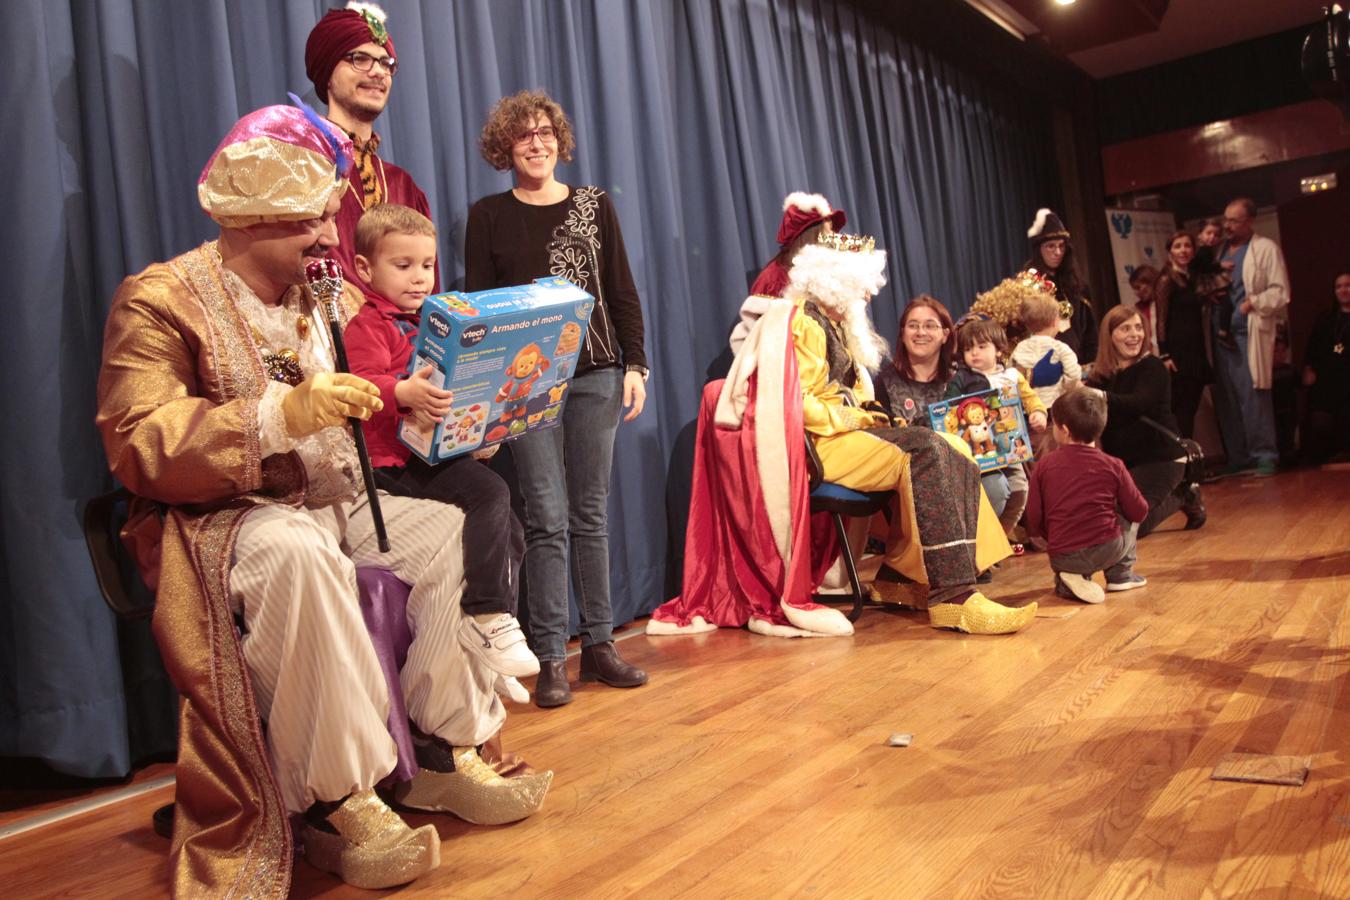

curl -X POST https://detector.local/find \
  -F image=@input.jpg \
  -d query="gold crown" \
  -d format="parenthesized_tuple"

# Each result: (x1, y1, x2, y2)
(816, 231, 876, 253)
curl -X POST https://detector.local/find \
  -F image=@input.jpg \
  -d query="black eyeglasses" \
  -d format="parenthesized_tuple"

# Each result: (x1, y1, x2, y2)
(342, 50, 398, 76)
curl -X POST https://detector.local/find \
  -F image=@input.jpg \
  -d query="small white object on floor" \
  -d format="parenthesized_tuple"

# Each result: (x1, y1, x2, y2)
(886, 732, 913, 747)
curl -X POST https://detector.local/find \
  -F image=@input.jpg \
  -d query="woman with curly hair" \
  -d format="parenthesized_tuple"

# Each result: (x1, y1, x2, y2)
(465, 90, 649, 709)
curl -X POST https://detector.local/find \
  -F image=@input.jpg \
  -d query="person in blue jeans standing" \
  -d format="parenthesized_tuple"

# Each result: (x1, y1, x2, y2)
(1211, 197, 1289, 477)
(465, 90, 650, 708)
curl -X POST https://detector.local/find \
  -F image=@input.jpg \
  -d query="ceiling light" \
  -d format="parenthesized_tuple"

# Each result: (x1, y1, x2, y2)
(1054, 0, 1076, 6)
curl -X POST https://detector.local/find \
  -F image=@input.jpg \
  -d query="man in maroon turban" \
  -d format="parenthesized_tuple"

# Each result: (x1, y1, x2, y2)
(305, 2, 436, 292)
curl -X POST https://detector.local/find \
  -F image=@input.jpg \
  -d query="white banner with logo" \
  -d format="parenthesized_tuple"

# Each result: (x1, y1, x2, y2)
(1105, 209, 1177, 306)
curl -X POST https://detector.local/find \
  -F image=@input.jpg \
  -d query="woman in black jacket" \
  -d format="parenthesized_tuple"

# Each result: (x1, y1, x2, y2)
(1154, 230, 1210, 438)
(1088, 305, 1205, 535)
(1023, 208, 1098, 364)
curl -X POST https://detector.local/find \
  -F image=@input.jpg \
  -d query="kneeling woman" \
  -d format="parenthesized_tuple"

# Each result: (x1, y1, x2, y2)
(1088, 305, 1204, 535)
(791, 234, 1035, 634)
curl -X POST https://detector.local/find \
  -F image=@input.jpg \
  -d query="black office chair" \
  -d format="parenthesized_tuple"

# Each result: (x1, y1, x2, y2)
(804, 439, 891, 622)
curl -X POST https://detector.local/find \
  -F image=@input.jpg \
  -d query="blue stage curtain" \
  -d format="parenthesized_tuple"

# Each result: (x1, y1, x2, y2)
(2, 0, 1055, 776)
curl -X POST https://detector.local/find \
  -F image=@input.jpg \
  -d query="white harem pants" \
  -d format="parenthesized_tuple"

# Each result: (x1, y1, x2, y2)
(228, 491, 506, 813)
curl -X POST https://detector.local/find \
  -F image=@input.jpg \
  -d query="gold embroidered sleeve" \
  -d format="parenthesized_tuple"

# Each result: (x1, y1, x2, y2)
(96, 269, 263, 506)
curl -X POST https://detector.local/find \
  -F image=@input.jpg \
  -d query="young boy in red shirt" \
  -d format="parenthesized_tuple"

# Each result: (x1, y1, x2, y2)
(346, 204, 537, 681)
(1025, 387, 1149, 603)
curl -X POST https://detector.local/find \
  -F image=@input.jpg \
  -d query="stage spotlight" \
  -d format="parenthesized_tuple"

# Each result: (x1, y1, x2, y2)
(1302, 4, 1350, 120)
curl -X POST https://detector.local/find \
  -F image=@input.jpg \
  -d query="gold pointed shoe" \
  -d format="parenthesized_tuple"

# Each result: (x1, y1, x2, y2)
(300, 789, 440, 890)
(394, 745, 553, 825)
(927, 591, 1036, 635)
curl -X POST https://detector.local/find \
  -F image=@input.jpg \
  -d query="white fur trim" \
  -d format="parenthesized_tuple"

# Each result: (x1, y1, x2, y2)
(783, 191, 833, 218)
(646, 615, 717, 635)
(1027, 208, 1052, 239)
(781, 601, 854, 636)
(346, 1, 388, 23)
(748, 617, 827, 639)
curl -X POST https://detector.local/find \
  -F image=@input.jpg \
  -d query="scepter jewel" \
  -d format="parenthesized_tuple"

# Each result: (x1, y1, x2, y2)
(305, 258, 391, 553)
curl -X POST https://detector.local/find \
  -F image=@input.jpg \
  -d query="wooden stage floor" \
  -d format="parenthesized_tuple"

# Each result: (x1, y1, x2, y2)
(3, 466, 1348, 898)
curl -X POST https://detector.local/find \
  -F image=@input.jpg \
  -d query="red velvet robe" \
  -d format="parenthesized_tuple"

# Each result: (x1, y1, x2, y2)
(653, 307, 838, 630)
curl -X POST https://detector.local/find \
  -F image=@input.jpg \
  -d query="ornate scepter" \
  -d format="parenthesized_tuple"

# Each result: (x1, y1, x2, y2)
(306, 258, 391, 553)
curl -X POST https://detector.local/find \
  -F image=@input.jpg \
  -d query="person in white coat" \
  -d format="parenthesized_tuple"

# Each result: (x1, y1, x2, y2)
(1212, 197, 1289, 476)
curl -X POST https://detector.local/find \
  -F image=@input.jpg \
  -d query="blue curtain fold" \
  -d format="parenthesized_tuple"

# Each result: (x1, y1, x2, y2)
(2, 0, 1055, 777)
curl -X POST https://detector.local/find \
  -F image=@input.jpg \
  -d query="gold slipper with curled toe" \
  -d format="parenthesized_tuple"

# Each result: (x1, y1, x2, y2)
(300, 789, 440, 890)
(928, 591, 1037, 635)
(394, 745, 553, 826)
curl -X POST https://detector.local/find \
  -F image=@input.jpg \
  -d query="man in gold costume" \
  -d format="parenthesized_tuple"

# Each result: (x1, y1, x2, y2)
(96, 104, 548, 895)
(787, 233, 1037, 634)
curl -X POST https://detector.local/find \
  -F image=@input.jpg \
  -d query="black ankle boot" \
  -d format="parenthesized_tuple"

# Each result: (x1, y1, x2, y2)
(534, 660, 573, 708)
(1181, 483, 1207, 530)
(579, 641, 648, 688)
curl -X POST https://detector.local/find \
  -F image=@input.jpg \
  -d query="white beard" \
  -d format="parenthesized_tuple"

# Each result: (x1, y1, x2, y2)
(839, 300, 888, 396)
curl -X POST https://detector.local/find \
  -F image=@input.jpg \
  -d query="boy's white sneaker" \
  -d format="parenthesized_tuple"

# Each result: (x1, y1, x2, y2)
(459, 613, 540, 677)
(1107, 575, 1148, 592)
(1056, 572, 1105, 604)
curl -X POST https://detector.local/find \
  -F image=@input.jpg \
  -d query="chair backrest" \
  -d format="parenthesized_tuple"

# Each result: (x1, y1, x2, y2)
(82, 488, 156, 619)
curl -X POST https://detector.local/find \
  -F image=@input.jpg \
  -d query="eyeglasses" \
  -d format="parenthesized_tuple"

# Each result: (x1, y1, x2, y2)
(514, 126, 557, 146)
(342, 50, 398, 76)
(904, 321, 947, 333)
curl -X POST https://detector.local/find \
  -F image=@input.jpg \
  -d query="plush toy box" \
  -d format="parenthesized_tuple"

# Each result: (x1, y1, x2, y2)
(398, 277, 594, 464)
(928, 384, 1034, 474)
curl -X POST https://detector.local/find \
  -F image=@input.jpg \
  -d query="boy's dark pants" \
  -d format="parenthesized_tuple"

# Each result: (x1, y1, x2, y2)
(376, 455, 524, 616)
(1050, 517, 1138, 584)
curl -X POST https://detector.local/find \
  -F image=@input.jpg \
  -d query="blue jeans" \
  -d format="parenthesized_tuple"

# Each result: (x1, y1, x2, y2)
(509, 367, 622, 660)
(980, 470, 1010, 518)
(1212, 334, 1277, 467)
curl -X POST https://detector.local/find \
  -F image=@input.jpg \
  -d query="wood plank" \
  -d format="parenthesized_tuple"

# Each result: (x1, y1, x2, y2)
(1, 468, 1347, 898)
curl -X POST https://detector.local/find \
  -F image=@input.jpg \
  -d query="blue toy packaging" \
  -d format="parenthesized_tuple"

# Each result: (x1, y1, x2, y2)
(398, 277, 594, 463)
(928, 384, 1034, 474)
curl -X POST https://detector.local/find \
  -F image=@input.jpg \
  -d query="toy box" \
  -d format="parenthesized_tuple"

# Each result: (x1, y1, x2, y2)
(928, 384, 1034, 473)
(398, 277, 594, 463)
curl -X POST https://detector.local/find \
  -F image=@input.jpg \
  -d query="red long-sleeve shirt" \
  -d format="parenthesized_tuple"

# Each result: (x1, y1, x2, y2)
(1026, 443, 1149, 556)
(345, 290, 419, 468)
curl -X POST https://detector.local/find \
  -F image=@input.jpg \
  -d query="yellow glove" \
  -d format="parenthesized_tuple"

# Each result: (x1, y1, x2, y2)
(282, 372, 383, 438)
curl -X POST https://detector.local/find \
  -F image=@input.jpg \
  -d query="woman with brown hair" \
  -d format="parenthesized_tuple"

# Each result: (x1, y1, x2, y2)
(464, 90, 649, 708)
(1088, 306, 1205, 535)
(875, 295, 957, 428)
(1154, 229, 1210, 438)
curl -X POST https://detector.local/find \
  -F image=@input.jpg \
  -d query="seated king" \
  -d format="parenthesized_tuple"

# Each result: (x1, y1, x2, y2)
(96, 103, 549, 895)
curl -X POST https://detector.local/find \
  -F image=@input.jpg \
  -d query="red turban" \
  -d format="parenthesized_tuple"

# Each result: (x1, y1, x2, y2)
(305, 5, 397, 104)
(776, 191, 846, 246)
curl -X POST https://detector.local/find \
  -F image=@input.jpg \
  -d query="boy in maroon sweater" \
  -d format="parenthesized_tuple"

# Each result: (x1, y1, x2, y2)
(1025, 388, 1149, 603)
(346, 204, 537, 683)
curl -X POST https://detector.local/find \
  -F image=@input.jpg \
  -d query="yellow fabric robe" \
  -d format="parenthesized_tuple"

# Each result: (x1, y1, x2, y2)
(791, 304, 1010, 594)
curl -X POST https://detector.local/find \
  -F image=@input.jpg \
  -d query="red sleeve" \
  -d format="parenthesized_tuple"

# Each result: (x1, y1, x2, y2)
(344, 307, 405, 435)
(1116, 458, 1150, 523)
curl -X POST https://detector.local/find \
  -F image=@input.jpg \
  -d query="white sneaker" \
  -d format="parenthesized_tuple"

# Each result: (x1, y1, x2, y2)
(459, 614, 539, 677)
(1107, 575, 1148, 592)
(1056, 572, 1105, 604)
(493, 675, 530, 704)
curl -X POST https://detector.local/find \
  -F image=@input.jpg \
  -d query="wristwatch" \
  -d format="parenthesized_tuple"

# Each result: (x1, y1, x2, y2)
(626, 364, 649, 382)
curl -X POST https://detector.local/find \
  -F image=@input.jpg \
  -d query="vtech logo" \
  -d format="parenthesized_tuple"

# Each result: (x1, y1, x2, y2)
(428, 312, 452, 339)
(461, 323, 487, 347)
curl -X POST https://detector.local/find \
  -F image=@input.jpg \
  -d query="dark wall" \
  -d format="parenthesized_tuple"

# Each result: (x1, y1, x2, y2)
(1095, 24, 1318, 145)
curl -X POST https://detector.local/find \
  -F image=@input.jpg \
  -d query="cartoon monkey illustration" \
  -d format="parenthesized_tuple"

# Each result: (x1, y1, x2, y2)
(957, 397, 997, 456)
(496, 343, 550, 422)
